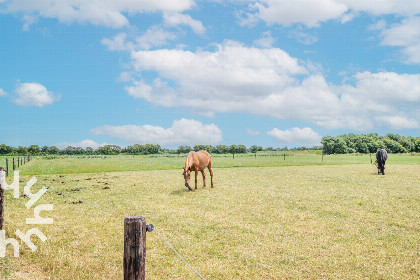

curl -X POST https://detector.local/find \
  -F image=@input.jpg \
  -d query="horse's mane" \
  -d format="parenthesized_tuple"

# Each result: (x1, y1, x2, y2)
(184, 151, 194, 171)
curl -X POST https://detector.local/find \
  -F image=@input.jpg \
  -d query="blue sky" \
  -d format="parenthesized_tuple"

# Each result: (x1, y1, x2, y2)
(1, 0, 419, 149)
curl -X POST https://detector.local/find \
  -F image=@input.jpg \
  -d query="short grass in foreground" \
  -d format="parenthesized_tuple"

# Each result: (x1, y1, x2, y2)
(2, 163, 419, 279)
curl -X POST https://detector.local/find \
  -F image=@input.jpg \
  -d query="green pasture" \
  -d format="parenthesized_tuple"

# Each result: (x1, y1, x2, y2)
(5, 152, 419, 175)
(1, 155, 419, 279)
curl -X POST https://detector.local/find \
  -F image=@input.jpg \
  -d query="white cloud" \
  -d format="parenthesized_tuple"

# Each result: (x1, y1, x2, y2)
(246, 0, 348, 28)
(288, 27, 318, 45)
(13, 82, 59, 107)
(0, 88, 6, 97)
(341, 0, 420, 17)
(379, 17, 420, 64)
(243, 0, 420, 28)
(253, 31, 275, 48)
(163, 12, 206, 35)
(124, 41, 420, 130)
(90, 118, 223, 146)
(54, 139, 109, 149)
(102, 27, 177, 51)
(4, 0, 195, 28)
(246, 129, 261, 136)
(101, 33, 128, 51)
(375, 115, 418, 130)
(267, 127, 322, 147)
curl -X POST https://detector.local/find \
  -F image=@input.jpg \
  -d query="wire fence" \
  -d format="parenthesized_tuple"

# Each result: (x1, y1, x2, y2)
(45, 186, 207, 280)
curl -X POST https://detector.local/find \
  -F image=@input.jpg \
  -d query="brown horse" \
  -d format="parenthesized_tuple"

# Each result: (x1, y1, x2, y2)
(182, 150, 214, 191)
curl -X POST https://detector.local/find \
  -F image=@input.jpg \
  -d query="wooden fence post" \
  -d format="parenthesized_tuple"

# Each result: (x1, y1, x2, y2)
(124, 215, 146, 280)
(6, 158, 9, 176)
(0, 167, 5, 230)
(18, 157, 20, 168)
(13, 158, 15, 171)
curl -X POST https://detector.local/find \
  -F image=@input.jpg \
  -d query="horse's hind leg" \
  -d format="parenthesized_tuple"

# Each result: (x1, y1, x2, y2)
(201, 170, 206, 188)
(208, 165, 214, 188)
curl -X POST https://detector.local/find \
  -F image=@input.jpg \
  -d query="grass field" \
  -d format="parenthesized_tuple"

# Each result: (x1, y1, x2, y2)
(2, 152, 419, 175)
(1, 155, 420, 279)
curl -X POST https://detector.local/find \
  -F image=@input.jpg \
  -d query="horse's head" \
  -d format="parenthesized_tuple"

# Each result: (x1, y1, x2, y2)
(182, 168, 191, 189)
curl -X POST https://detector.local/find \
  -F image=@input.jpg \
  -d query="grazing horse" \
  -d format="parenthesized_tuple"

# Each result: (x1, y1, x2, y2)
(183, 150, 214, 191)
(375, 149, 388, 175)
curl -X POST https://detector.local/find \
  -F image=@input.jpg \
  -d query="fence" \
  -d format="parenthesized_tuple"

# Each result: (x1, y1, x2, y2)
(1, 155, 32, 177)
(0, 172, 206, 280)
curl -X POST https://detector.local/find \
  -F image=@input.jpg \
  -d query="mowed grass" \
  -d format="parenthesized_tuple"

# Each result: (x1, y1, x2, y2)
(2, 162, 419, 279)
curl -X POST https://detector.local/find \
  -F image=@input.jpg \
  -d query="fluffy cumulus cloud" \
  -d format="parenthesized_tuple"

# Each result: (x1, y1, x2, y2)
(2, 0, 196, 28)
(268, 127, 322, 146)
(90, 118, 222, 146)
(379, 17, 420, 64)
(163, 12, 206, 35)
(54, 139, 109, 149)
(0, 88, 7, 96)
(245, 0, 348, 28)
(101, 27, 177, 51)
(13, 82, 59, 107)
(125, 41, 420, 130)
(242, 0, 420, 27)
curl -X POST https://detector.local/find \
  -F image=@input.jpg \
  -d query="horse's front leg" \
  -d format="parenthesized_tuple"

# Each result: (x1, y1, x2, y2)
(201, 170, 206, 188)
(194, 169, 198, 191)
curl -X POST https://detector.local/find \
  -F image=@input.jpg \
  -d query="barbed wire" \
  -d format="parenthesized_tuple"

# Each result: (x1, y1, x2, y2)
(46, 186, 206, 280)
(154, 228, 206, 280)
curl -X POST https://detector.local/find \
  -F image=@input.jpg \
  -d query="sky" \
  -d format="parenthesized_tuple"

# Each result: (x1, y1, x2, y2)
(0, 0, 419, 149)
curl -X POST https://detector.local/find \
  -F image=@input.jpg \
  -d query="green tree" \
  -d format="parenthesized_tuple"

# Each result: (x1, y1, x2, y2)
(16, 146, 28, 155)
(215, 145, 229, 154)
(28, 145, 40, 155)
(0, 144, 13, 155)
(177, 146, 192, 154)
(48, 146, 59, 154)
(249, 145, 263, 153)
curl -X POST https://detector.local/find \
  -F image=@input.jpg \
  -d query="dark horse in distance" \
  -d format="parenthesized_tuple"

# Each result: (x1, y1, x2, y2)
(375, 149, 388, 175)
(183, 150, 214, 191)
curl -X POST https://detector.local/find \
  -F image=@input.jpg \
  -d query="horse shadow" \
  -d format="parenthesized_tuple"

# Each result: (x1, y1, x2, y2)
(171, 188, 191, 195)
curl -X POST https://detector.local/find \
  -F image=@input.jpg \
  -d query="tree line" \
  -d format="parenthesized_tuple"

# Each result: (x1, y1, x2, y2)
(0, 143, 320, 156)
(1, 133, 418, 156)
(321, 133, 420, 154)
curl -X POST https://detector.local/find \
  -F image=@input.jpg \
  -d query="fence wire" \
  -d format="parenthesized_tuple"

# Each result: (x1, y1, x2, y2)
(46, 186, 206, 280)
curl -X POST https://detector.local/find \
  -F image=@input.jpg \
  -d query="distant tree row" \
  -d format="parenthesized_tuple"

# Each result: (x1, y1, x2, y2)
(1, 134, 418, 156)
(0, 143, 320, 156)
(321, 133, 420, 154)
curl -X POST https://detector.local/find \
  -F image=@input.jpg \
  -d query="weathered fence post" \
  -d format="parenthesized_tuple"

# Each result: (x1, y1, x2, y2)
(124, 215, 146, 280)
(6, 158, 9, 176)
(0, 167, 5, 230)
(17, 157, 20, 168)
(284, 153, 286, 160)
(13, 158, 15, 171)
